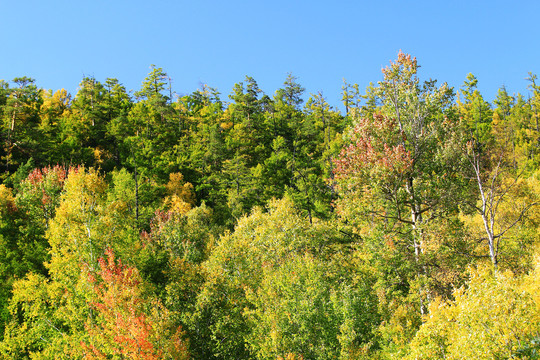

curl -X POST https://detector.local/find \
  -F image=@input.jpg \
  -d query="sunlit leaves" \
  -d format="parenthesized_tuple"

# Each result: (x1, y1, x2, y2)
(163, 172, 196, 215)
(81, 248, 189, 360)
(191, 197, 378, 359)
(245, 252, 378, 360)
(408, 262, 540, 359)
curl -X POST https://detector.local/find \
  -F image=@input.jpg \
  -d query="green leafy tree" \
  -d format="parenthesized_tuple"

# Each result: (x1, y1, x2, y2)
(1, 77, 42, 177)
(39, 88, 71, 163)
(190, 198, 378, 359)
(101, 77, 133, 168)
(172, 86, 226, 211)
(457, 73, 493, 146)
(57, 77, 123, 168)
(341, 80, 363, 117)
(287, 92, 344, 222)
(245, 252, 378, 359)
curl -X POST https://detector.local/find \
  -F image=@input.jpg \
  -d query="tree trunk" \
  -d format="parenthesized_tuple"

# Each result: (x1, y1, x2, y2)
(134, 166, 140, 226)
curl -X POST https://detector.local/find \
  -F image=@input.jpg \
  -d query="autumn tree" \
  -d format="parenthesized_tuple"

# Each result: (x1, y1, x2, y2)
(81, 248, 189, 360)
(460, 78, 539, 273)
(0, 167, 141, 357)
(334, 52, 470, 328)
(408, 261, 540, 359)
(0, 184, 18, 336)
(0, 166, 67, 336)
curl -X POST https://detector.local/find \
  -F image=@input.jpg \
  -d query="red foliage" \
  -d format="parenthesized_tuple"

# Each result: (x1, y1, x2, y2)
(25, 165, 68, 211)
(81, 249, 187, 360)
(333, 114, 412, 187)
(27, 165, 67, 187)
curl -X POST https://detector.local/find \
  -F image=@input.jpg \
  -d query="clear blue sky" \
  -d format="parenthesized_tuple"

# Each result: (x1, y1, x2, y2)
(1, 0, 539, 111)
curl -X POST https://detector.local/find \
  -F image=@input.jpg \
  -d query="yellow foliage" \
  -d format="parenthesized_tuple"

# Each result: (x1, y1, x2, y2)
(0, 184, 15, 215)
(92, 146, 113, 166)
(40, 88, 71, 126)
(47, 167, 108, 278)
(277, 354, 304, 360)
(166, 195, 193, 215)
(164, 173, 195, 215)
(220, 107, 234, 129)
(407, 262, 540, 359)
(460, 168, 540, 273)
(221, 121, 233, 130)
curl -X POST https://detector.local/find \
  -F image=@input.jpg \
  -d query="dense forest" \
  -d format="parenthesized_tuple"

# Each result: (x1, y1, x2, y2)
(0, 52, 539, 359)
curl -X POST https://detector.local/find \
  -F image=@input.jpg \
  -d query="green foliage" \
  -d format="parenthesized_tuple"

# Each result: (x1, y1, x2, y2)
(0, 77, 43, 178)
(0, 56, 539, 360)
(0, 166, 67, 338)
(245, 252, 378, 360)
(458, 73, 493, 146)
(190, 198, 379, 359)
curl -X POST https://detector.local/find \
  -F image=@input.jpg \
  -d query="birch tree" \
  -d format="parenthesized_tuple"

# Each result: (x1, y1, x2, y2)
(334, 52, 468, 315)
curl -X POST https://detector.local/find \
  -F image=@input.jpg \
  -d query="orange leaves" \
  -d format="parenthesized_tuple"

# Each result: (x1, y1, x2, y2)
(84, 248, 155, 359)
(82, 248, 189, 359)
(26, 165, 67, 190)
(95, 247, 140, 290)
(25, 165, 67, 207)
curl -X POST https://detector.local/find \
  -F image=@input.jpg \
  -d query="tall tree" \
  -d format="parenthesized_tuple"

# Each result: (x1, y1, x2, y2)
(334, 52, 468, 318)
(1, 77, 42, 177)
(103, 77, 132, 168)
(459, 77, 538, 272)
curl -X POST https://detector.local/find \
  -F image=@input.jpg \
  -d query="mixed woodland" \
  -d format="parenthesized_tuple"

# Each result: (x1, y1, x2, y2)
(0, 52, 540, 359)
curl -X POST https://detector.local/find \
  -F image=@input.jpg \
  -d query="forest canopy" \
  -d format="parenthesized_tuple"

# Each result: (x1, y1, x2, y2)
(0, 53, 539, 359)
